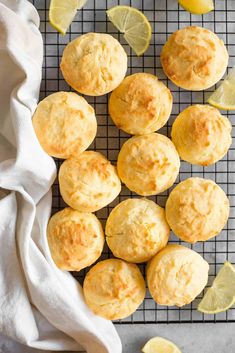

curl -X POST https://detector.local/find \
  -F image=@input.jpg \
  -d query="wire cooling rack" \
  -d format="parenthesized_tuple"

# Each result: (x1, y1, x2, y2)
(32, 0, 235, 324)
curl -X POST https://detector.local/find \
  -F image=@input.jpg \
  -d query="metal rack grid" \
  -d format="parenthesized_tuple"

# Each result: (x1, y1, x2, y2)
(32, 0, 235, 324)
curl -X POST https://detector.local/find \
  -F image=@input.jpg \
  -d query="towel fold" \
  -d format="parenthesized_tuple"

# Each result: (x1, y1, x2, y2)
(0, 1, 122, 352)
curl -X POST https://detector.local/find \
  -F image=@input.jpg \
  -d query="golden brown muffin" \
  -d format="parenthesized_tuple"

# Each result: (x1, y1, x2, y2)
(83, 259, 146, 320)
(32, 92, 97, 159)
(105, 198, 170, 263)
(109, 73, 173, 135)
(60, 33, 128, 96)
(47, 208, 104, 271)
(117, 133, 180, 196)
(161, 26, 228, 91)
(59, 151, 121, 212)
(165, 178, 230, 243)
(171, 105, 232, 166)
(147, 244, 209, 307)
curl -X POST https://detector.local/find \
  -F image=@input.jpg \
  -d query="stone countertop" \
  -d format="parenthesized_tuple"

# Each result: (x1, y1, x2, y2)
(116, 323, 235, 352)
(63, 322, 235, 352)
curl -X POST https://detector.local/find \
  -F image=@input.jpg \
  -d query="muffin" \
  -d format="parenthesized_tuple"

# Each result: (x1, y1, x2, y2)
(117, 133, 180, 196)
(161, 26, 228, 90)
(83, 259, 146, 320)
(47, 208, 104, 271)
(60, 33, 128, 96)
(171, 105, 232, 166)
(165, 177, 230, 243)
(106, 198, 170, 263)
(109, 73, 173, 135)
(32, 92, 97, 159)
(59, 151, 121, 212)
(147, 244, 209, 307)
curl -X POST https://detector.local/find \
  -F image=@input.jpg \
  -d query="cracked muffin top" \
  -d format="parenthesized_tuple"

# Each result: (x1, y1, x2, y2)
(59, 151, 121, 212)
(109, 73, 172, 135)
(117, 133, 180, 196)
(47, 207, 104, 271)
(165, 177, 230, 243)
(83, 258, 146, 320)
(147, 244, 209, 307)
(105, 198, 170, 263)
(171, 104, 232, 166)
(32, 91, 97, 159)
(60, 32, 128, 96)
(161, 26, 228, 91)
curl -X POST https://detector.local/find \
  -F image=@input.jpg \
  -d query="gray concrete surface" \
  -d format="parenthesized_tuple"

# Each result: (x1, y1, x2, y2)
(63, 323, 235, 352)
(116, 323, 235, 353)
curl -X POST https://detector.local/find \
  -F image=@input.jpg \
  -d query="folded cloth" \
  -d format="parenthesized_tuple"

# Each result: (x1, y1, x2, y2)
(0, 1, 122, 352)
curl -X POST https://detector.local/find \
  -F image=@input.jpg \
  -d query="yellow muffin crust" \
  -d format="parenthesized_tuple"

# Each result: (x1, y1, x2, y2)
(60, 33, 128, 96)
(109, 73, 173, 135)
(117, 133, 180, 196)
(161, 26, 228, 90)
(47, 208, 104, 271)
(83, 259, 146, 320)
(165, 177, 230, 243)
(59, 151, 121, 212)
(147, 244, 209, 307)
(171, 105, 232, 166)
(32, 92, 97, 159)
(106, 198, 170, 263)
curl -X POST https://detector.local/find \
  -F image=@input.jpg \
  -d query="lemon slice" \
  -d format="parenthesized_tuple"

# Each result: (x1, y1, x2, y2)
(198, 262, 235, 314)
(49, 0, 87, 35)
(208, 67, 235, 110)
(179, 0, 214, 14)
(142, 337, 182, 353)
(106, 6, 152, 56)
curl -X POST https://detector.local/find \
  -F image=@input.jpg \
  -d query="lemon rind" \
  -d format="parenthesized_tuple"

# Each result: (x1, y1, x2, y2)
(198, 262, 235, 314)
(106, 5, 152, 56)
(207, 67, 235, 110)
(142, 336, 182, 353)
(207, 99, 235, 111)
(49, 18, 67, 35)
(49, 0, 84, 35)
(178, 0, 214, 15)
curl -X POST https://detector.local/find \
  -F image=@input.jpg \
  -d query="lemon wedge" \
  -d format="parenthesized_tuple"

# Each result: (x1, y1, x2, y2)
(106, 6, 152, 56)
(198, 262, 235, 314)
(208, 67, 235, 110)
(179, 0, 214, 15)
(142, 337, 182, 353)
(49, 0, 87, 35)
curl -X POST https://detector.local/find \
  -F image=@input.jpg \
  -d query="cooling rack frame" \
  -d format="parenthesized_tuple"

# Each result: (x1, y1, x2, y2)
(33, 0, 235, 325)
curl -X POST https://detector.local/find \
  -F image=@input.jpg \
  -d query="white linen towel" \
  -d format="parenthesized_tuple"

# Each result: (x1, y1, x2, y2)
(0, 1, 122, 352)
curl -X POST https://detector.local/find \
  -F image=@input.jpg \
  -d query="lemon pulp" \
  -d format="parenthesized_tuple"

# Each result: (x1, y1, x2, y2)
(198, 262, 235, 314)
(107, 5, 152, 56)
(208, 67, 235, 110)
(49, 0, 87, 35)
(142, 337, 182, 353)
